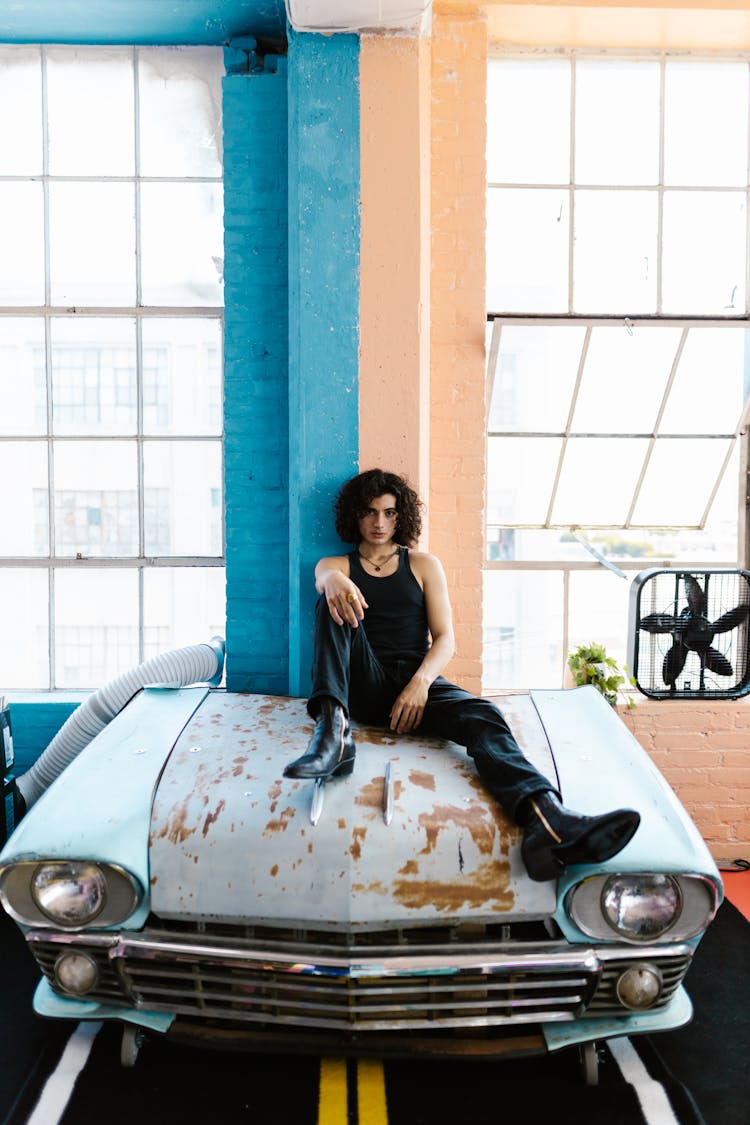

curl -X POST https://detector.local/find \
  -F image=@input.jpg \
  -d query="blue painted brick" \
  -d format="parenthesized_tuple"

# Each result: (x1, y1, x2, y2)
(223, 58, 289, 695)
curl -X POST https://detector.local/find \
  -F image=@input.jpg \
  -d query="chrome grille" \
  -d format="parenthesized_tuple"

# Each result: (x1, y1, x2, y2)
(26, 926, 693, 1033)
(588, 950, 693, 1015)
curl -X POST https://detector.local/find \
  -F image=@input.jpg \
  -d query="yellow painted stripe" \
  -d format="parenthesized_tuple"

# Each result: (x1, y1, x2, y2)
(318, 1058, 348, 1125)
(357, 1059, 388, 1125)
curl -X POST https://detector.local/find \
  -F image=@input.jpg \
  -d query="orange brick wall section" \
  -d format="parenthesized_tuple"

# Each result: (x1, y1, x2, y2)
(619, 700, 750, 863)
(430, 4, 488, 694)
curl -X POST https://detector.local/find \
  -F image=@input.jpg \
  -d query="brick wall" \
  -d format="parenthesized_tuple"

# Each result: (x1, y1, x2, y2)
(430, 4, 488, 694)
(222, 53, 289, 693)
(619, 699, 750, 862)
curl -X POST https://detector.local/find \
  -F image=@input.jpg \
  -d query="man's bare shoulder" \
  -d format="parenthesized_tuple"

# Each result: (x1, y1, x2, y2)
(408, 550, 446, 580)
(316, 554, 350, 573)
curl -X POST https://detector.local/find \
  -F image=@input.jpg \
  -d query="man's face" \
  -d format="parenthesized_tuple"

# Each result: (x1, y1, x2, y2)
(358, 493, 398, 548)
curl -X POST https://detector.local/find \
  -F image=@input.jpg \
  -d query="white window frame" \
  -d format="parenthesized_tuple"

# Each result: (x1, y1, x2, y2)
(485, 47, 750, 688)
(0, 45, 225, 689)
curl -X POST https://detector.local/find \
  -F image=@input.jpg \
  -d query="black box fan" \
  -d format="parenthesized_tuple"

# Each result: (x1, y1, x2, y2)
(628, 568, 750, 699)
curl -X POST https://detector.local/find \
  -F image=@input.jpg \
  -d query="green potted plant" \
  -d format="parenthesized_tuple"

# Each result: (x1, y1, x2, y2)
(566, 642, 635, 708)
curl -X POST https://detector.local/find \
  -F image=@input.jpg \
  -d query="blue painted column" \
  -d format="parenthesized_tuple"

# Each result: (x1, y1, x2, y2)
(223, 46, 290, 693)
(287, 31, 361, 697)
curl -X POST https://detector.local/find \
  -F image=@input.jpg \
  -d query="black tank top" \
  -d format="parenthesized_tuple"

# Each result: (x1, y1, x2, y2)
(348, 547, 430, 667)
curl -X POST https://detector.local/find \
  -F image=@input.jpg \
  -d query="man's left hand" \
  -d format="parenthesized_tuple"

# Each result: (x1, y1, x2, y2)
(389, 675, 430, 734)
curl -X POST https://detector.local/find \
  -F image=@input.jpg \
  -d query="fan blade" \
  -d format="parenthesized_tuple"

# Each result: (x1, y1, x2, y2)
(703, 647, 734, 677)
(639, 613, 679, 633)
(663, 642, 687, 685)
(711, 604, 750, 634)
(684, 575, 705, 615)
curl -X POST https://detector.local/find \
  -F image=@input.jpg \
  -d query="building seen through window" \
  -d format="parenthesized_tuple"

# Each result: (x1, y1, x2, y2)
(0, 45, 226, 689)
(485, 55, 750, 690)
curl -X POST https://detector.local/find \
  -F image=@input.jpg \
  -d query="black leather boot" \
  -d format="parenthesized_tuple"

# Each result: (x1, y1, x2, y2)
(520, 790, 640, 882)
(283, 698, 356, 780)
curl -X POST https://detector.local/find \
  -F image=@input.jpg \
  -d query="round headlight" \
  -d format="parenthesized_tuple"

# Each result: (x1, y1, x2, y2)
(54, 951, 99, 996)
(31, 861, 107, 926)
(616, 964, 663, 1010)
(601, 874, 682, 941)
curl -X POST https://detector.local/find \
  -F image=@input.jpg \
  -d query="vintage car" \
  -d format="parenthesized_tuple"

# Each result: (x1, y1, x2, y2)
(0, 683, 722, 1081)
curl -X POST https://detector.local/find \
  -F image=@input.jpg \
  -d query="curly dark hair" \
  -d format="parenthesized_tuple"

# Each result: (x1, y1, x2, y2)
(334, 469, 423, 546)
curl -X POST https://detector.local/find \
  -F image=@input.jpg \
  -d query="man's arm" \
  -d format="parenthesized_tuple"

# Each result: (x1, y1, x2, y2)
(314, 556, 369, 627)
(389, 552, 456, 734)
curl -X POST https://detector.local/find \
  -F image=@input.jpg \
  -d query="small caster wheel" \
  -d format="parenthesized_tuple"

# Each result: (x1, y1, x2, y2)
(120, 1024, 145, 1068)
(579, 1041, 600, 1086)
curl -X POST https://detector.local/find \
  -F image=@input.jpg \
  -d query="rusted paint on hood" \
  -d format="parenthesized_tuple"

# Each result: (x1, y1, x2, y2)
(149, 693, 558, 927)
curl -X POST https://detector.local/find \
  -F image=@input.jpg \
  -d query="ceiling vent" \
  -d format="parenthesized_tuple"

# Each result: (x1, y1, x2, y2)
(285, 1, 431, 34)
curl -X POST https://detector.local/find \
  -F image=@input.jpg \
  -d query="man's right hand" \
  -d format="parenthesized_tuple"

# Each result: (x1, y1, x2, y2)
(321, 572, 368, 627)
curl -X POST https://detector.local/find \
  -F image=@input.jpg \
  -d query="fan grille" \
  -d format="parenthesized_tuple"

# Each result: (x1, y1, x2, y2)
(628, 569, 750, 699)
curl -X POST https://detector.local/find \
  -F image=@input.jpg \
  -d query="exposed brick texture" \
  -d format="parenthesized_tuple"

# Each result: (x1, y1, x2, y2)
(619, 698, 750, 861)
(223, 59, 289, 693)
(430, 4, 488, 694)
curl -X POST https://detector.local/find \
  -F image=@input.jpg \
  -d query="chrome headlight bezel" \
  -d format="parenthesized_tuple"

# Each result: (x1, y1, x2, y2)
(567, 872, 719, 944)
(0, 859, 142, 930)
(31, 861, 107, 926)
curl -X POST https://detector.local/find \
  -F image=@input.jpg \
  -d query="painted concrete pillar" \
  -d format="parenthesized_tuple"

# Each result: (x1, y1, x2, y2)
(223, 48, 290, 693)
(358, 34, 431, 511)
(287, 31, 361, 696)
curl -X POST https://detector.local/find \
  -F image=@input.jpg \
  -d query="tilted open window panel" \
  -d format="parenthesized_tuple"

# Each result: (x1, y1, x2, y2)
(628, 569, 750, 699)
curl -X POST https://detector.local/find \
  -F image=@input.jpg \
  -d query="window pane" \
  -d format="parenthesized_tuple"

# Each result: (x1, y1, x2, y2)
(0, 444, 48, 555)
(142, 318, 222, 435)
(662, 191, 746, 314)
(487, 527, 596, 564)
(660, 327, 749, 434)
(0, 570, 48, 687)
(143, 567, 226, 657)
(53, 442, 138, 557)
(0, 318, 46, 434)
(487, 436, 562, 524)
(573, 190, 658, 314)
(631, 438, 733, 525)
(55, 568, 138, 687)
(575, 60, 659, 186)
(51, 318, 137, 435)
(49, 183, 136, 306)
(46, 47, 134, 175)
(568, 570, 631, 672)
(552, 437, 649, 525)
(139, 47, 223, 177)
(140, 183, 224, 306)
(483, 570, 564, 688)
(487, 188, 569, 313)
(0, 182, 44, 304)
(0, 46, 41, 174)
(143, 440, 222, 556)
(665, 60, 749, 187)
(489, 325, 585, 432)
(487, 58, 570, 184)
(571, 325, 681, 433)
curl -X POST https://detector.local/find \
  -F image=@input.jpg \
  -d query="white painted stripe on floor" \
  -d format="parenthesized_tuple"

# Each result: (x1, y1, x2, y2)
(26, 1021, 101, 1125)
(608, 1037, 680, 1125)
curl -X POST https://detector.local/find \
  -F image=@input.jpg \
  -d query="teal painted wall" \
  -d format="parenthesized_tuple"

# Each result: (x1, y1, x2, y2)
(287, 30, 360, 696)
(223, 46, 290, 694)
(0, 1, 285, 43)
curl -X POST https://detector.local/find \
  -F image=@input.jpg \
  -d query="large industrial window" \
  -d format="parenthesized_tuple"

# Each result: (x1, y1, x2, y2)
(485, 54, 750, 690)
(0, 46, 225, 690)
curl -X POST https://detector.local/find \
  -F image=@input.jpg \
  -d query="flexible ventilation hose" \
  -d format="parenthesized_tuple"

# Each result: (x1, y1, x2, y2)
(17, 637, 225, 809)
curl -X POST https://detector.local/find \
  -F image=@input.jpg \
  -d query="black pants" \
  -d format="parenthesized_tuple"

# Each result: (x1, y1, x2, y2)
(308, 597, 557, 821)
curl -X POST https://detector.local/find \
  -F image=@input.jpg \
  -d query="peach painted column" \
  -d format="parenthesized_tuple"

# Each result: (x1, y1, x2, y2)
(359, 34, 431, 504)
(430, 5, 488, 692)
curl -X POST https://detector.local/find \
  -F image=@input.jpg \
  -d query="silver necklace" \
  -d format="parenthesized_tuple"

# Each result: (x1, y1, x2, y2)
(358, 547, 399, 572)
